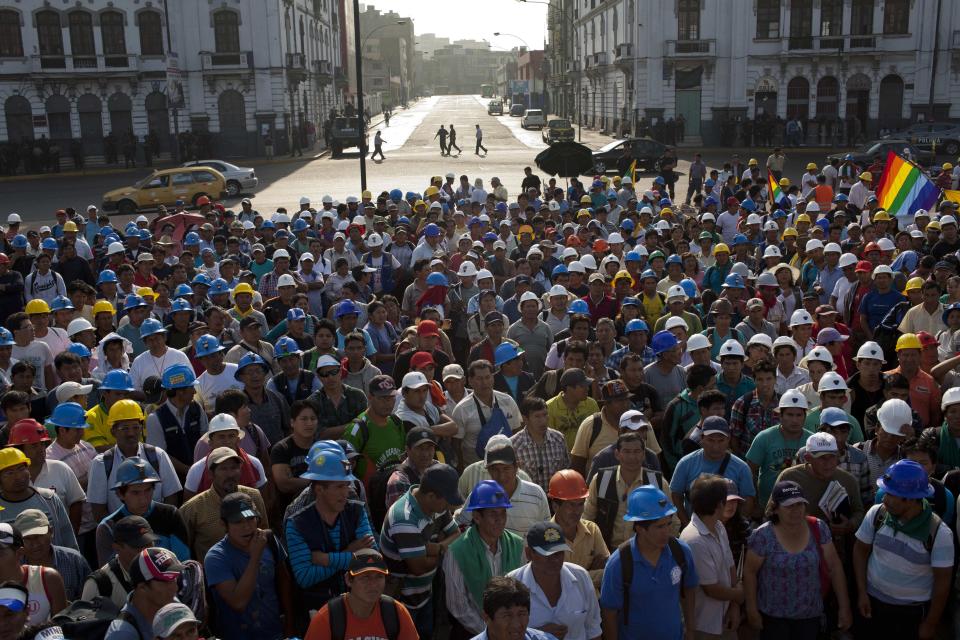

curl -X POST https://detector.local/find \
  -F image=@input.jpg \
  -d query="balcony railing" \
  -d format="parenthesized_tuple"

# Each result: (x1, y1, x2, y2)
(664, 39, 716, 56)
(202, 51, 254, 70)
(31, 53, 138, 73)
(614, 43, 633, 62)
(788, 34, 881, 51)
(313, 59, 332, 76)
(286, 52, 306, 69)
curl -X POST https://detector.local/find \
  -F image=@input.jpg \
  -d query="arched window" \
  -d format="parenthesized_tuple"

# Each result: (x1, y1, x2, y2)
(816, 76, 839, 118)
(36, 10, 64, 67)
(878, 75, 905, 129)
(68, 11, 95, 61)
(101, 11, 127, 61)
(107, 92, 133, 137)
(77, 94, 103, 153)
(4, 95, 33, 143)
(45, 94, 72, 141)
(786, 77, 809, 120)
(214, 10, 240, 53)
(138, 11, 164, 55)
(0, 10, 23, 57)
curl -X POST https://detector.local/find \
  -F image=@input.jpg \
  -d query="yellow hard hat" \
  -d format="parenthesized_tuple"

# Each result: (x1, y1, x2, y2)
(424, 186, 440, 197)
(612, 176, 622, 184)
(93, 300, 116, 316)
(233, 282, 255, 296)
(136, 287, 156, 300)
(806, 163, 818, 171)
(748, 158, 759, 167)
(779, 178, 790, 187)
(580, 195, 592, 204)
(25, 299, 50, 315)
(859, 172, 873, 181)
(895, 333, 922, 351)
(107, 399, 145, 426)
(904, 277, 924, 292)
(927, 221, 942, 231)
(577, 209, 591, 219)
(783, 227, 799, 238)
(796, 214, 811, 224)
(660, 208, 674, 217)
(0, 448, 29, 473)
(361, 190, 372, 199)
(414, 200, 426, 209)
(873, 211, 891, 222)
(613, 270, 633, 283)
(713, 243, 730, 256)
(63, 221, 78, 232)
(943, 163, 954, 171)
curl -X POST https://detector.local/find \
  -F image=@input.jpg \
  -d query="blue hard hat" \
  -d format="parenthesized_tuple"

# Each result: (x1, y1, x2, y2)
(679, 278, 699, 299)
(173, 284, 193, 299)
(397, 216, 411, 226)
(625, 251, 641, 262)
(390, 189, 403, 201)
(844, 154, 854, 161)
(161, 363, 196, 390)
(209, 279, 230, 296)
(834, 193, 849, 202)
(468, 217, 481, 227)
(139, 229, 151, 240)
(551, 264, 568, 277)
(653, 176, 665, 185)
(96, 270, 118, 285)
(704, 196, 718, 207)
(139, 318, 166, 338)
(300, 443, 356, 482)
(292, 219, 309, 232)
(733, 234, 749, 246)
(10, 235, 27, 249)
(99, 226, 114, 237)
(943, 302, 960, 325)
(877, 459, 934, 500)
(640, 269, 658, 281)
(567, 299, 590, 316)
(104, 234, 121, 245)
(274, 229, 290, 239)
(704, 178, 716, 187)
(235, 352, 269, 379)
(723, 273, 746, 289)
(191, 273, 212, 287)
(123, 294, 148, 311)
(100, 370, 135, 392)
(405, 191, 417, 201)
(495, 203, 507, 213)
(666, 254, 683, 266)
(625, 319, 649, 334)
(651, 330, 680, 355)
(621, 296, 640, 307)
(494, 343, 525, 367)
(41, 238, 58, 251)
(624, 485, 678, 521)
(424, 223, 441, 237)
(483, 232, 498, 243)
(426, 272, 448, 287)
(659, 197, 672, 207)
(48, 402, 88, 429)
(742, 199, 757, 212)
(67, 342, 91, 358)
(50, 296, 74, 312)
(287, 307, 306, 322)
(0, 328, 13, 346)
(195, 334, 226, 358)
(620, 219, 635, 231)
(465, 480, 513, 511)
(170, 299, 192, 314)
(184, 232, 200, 246)
(124, 222, 138, 234)
(274, 336, 302, 359)
(112, 456, 160, 490)
(335, 299, 360, 318)
(772, 210, 788, 220)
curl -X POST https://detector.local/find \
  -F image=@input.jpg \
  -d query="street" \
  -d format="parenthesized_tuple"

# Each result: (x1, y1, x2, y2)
(3, 95, 852, 226)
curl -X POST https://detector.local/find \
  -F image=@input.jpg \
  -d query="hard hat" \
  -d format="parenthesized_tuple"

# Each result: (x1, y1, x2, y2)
(208, 414, 241, 435)
(10, 235, 27, 249)
(904, 277, 924, 292)
(274, 336, 302, 359)
(896, 333, 922, 351)
(40, 238, 58, 251)
(209, 279, 230, 296)
(763, 245, 782, 259)
(942, 386, 960, 411)
(161, 364, 196, 390)
(123, 295, 148, 311)
(667, 285, 687, 300)
(713, 243, 730, 256)
(877, 459, 934, 500)
(773, 335, 799, 352)
(100, 370, 135, 392)
(465, 480, 513, 511)
(567, 300, 590, 316)
(859, 171, 873, 181)
(722, 273, 745, 289)
(107, 399, 145, 426)
(235, 353, 269, 379)
(679, 279, 699, 299)
(802, 346, 834, 367)
(0, 448, 29, 473)
(8, 419, 50, 446)
(943, 163, 954, 171)
(48, 402, 88, 429)
(805, 239, 824, 252)
(806, 162, 818, 171)
(0, 328, 13, 347)
(300, 444, 356, 482)
(426, 273, 448, 288)
(25, 299, 50, 315)
(191, 273, 212, 287)
(686, 334, 711, 352)
(824, 242, 842, 254)
(625, 319, 649, 335)
(111, 456, 160, 490)
(335, 299, 360, 318)
(62, 221, 78, 233)
(170, 299, 192, 314)
(779, 178, 790, 187)
(778, 389, 809, 411)
(233, 282, 255, 296)
(173, 284, 193, 299)
(718, 339, 745, 358)
(817, 371, 849, 393)
(67, 342, 91, 358)
(651, 330, 680, 355)
(139, 318, 166, 339)
(548, 469, 590, 501)
(748, 158, 759, 166)
(624, 485, 677, 522)
(494, 343, 524, 367)
(789, 310, 814, 327)
(366, 232, 384, 248)
(106, 242, 124, 256)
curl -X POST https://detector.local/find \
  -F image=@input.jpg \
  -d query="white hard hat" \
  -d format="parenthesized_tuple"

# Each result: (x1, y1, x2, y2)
(107, 242, 125, 256)
(854, 341, 885, 362)
(366, 232, 383, 247)
(747, 333, 773, 349)
(872, 265, 893, 278)
(579, 254, 598, 270)
(562, 247, 578, 259)
(941, 215, 958, 226)
(457, 261, 478, 277)
(757, 271, 777, 287)
(567, 261, 585, 273)
(299, 196, 311, 205)
(700, 213, 716, 223)
(763, 221, 779, 232)
(476, 269, 493, 281)
(135, 215, 149, 224)
(66, 318, 94, 337)
(877, 399, 911, 436)
(242, 220, 255, 230)
(665, 316, 687, 331)
(746, 213, 762, 225)
(607, 232, 624, 244)
(803, 346, 834, 367)
(805, 239, 824, 252)
(838, 253, 858, 268)
(299, 252, 315, 262)
(942, 386, 960, 411)
(824, 242, 842, 254)
(763, 245, 782, 259)
(273, 213, 291, 224)
(667, 285, 687, 300)
(789, 310, 814, 327)
(718, 339, 745, 358)
(778, 389, 809, 411)
(277, 274, 296, 288)
(773, 336, 799, 352)
(686, 334, 711, 352)
(6, 213, 20, 224)
(818, 371, 849, 393)
(805, 202, 821, 213)
(877, 238, 896, 252)
(549, 284, 568, 297)
(519, 291, 540, 304)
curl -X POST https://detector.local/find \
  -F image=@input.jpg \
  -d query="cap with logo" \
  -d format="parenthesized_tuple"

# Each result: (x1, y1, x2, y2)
(220, 491, 259, 523)
(701, 416, 730, 437)
(348, 548, 389, 577)
(153, 602, 200, 639)
(526, 521, 572, 556)
(618, 409, 650, 431)
(406, 426, 437, 449)
(129, 547, 183, 586)
(771, 480, 808, 507)
(368, 374, 397, 397)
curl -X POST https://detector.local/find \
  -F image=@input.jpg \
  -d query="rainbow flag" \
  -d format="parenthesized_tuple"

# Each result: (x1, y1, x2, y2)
(875, 151, 940, 218)
(767, 170, 788, 208)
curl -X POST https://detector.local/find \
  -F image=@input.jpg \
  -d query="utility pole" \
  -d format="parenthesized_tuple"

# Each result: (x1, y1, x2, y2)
(353, 0, 367, 190)
(163, 0, 179, 162)
(929, 0, 943, 120)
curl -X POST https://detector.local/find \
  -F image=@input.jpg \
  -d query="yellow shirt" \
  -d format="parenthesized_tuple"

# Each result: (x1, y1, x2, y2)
(583, 465, 677, 549)
(640, 292, 665, 325)
(570, 412, 662, 459)
(545, 394, 600, 450)
(84, 404, 115, 449)
(551, 516, 609, 593)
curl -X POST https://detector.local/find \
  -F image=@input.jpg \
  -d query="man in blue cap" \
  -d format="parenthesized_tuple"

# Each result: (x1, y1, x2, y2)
(128, 318, 191, 394)
(145, 364, 208, 477)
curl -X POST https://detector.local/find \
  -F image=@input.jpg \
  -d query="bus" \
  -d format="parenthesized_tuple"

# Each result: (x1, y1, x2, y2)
(481, 84, 494, 98)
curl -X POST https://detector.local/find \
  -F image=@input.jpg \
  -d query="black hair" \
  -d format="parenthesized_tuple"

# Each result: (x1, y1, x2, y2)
(686, 364, 715, 390)
(0, 390, 29, 410)
(482, 577, 530, 619)
(697, 389, 727, 411)
(290, 399, 320, 421)
(751, 358, 776, 376)
(53, 352, 82, 370)
(314, 318, 337, 336)
(467, 359, 494, 378)
(689, 474, 729, 517)
(616, 431, 646, 450)
(883, 372, 910, 391)
(215, 388, 249, 415)
(519, 396, 547, 416)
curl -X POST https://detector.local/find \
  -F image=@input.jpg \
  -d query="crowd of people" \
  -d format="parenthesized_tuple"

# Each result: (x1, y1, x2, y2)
(0, 156, 956, 640)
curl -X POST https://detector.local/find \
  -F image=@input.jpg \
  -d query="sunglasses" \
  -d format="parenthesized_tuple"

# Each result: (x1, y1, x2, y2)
(318, 369, 340, 378)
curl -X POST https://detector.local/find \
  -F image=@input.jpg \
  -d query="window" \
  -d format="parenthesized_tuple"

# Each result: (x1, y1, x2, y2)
(789, 0, 812, 49)
(138, 11, 163, 55)
(756, 0, 780, 39)
(172, 172, 193, 186)
(36, 10, 64, 65)
(851, 0, 875, 46)
(819, 1, 842, 37)
(816, 76, 839, 117)
(678, 0, 700, 40)
(213, 10, 240, 53)
(883, 0, 909, 35)
(786, 77, 809, 120)
(0, 11, 23, 57)
(101, 11, 127, 64)
(68, 11, 95, 56)
(192, 170, 218, 183)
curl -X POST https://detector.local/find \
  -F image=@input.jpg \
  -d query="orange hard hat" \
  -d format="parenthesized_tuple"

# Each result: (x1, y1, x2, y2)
(593, 239, 609, 253)
(548, 469, 590, 501)
(196, 195, 211, 206)
(8, 419, 51, 446)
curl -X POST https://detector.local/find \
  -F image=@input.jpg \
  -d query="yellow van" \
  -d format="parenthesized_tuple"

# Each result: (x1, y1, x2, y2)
(101, 167, 228, 215)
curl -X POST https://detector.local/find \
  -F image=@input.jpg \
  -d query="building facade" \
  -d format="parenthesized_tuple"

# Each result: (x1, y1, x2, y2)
(419, 41, 513, 95)
(564, 0, 959, 144)
(0, 0, 348, 161)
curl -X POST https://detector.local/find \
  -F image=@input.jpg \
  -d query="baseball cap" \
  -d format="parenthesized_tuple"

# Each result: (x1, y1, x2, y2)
(153, 603, 200, 639)
(13, 509, 49, 537)
(600, 379, 630, 402)
(526, 521, 571, 556)
(0, 524, 21, 549)
(419, 463, 464, 506)
(771, 480, 808, 507)
(618, 409, 649, 431)
(207, 446, 242, 470)
(368, 375, 397, 397)
(484, 439, 517, 467)
(805, 432, 839, 457)
(410, 351, 436, 369)
(112, 515, 157, 548)
(559, 368, 591, 390)
(220, 492, 259, 523)
(701, 416, 731, 437)
(129, 547, 183, 585)
(405, 426, 438, 449)
(442, 364, 465, 381)
(401, 371, 431, 390)
(417, 320, 440, 337)
(54, 381, 93, 404)
(0, 583, 27, 613)
(348, 548, 389, 577)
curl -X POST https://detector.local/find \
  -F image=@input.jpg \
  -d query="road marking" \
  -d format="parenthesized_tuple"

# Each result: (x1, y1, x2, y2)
(373, 97, 438, 152)
(471, 95, 548, 150)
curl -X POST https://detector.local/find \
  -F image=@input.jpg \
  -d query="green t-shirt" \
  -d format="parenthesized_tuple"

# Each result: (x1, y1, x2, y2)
(343, 411, 406, 483)
(745, 424, 814, 506)
(803, 409, 864, 444)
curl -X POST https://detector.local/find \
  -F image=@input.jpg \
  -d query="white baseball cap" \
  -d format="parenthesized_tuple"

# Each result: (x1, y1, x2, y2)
(805, 432, 839, 456)
(401, 371, 431, 390)
(273, 249, 290, 260)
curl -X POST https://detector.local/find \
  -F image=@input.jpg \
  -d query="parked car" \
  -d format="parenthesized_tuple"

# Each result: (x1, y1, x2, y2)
(102, 167, 227, 215)
(883, 122, 960, 156)
(542, 119, 575, 144)
(827, 139, 934, 168)
(182, 160, 258, 197)
(521, 109, 546, 130)
(591, 137, 673, 175)
(509, 104, 525, 117)
(488, 101, 503, 115)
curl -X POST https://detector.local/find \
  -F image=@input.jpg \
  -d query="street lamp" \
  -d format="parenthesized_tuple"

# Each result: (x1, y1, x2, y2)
(352, 6, 406, 190)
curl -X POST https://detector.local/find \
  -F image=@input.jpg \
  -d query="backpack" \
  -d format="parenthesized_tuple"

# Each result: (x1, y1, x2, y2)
(351, 415, 404, 531)
(874, 300, 911, 365)
(50, 596, 122, 640)
(871, 504, 943, 553)
(328, 594, 400, 640)
(806, 516, 831, 596)
(103, 443, 161, 480)
(618, 536, 687, 625)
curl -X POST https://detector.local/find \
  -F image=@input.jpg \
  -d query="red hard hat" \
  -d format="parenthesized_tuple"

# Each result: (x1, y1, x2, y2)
(8, 419, 51, 446)
(548, 469, 590, 501)
(0, 253, 10, 265)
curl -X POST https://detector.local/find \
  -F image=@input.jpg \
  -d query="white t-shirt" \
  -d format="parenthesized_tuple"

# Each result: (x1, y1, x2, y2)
(715, 211, 740, 245)
(12, 341, 54, 393)
(129, 348, 191, 390)
(86, 444, 183, 512)
(195, 363, 243, 414)
(37, 328, 72, 362)
(183, 455, 267, 493)
(34, 460, 85, 510)
(44, 440, 97, 533)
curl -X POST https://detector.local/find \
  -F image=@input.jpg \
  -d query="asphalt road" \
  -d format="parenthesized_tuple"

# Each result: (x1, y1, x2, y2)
(3, 95, 854, 227)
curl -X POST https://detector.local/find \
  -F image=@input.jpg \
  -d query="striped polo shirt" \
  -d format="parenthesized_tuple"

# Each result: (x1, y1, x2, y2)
(855, 504, 955, 605)
(380, 486, 459, 610)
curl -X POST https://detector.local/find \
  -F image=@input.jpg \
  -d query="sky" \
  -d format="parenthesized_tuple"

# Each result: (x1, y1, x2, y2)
(361, 0, 548, 50)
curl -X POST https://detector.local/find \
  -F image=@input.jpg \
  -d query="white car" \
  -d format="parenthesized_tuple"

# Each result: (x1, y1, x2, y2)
(181, 160, 258, 197)
(521, 109, 546, 129)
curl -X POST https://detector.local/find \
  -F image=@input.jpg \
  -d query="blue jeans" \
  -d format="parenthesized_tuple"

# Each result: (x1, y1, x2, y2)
(409, 598, 434, 639)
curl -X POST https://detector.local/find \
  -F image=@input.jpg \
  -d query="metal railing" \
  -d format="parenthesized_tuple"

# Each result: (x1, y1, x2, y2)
(664, 39, 716, 56)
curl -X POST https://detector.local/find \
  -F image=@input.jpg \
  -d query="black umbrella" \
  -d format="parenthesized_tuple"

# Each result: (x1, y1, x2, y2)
(535, 141, 594, 178)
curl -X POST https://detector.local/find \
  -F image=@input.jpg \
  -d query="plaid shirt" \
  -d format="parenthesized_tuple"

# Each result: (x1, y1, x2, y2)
(606, 345, 656, 370)
(256, 269, 304, 300)
(729, 390, 779, 453)
(510, 427, 571, 493)
(385, 459, 425, 510)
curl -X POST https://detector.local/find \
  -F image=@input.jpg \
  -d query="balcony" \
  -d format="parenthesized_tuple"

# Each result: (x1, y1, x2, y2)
(566, 60, 580, 73)
(286, 52, 307, 82)
(592, 52, 608, 66)
(334, 67, 348, 87)
(785, 34, 880, 52)
(614, 43, 633, 68)
(313, 59, 332, 79)
(201, 50, 254, 71)
(664, 39, 716, 57)
(30, 54, 139, 74)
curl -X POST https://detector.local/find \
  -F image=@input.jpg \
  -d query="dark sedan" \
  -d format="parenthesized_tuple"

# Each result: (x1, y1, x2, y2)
(827, 140, 934, 168)
(591, 137, 673, 175)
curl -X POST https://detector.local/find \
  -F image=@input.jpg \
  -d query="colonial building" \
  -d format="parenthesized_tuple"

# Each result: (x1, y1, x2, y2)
(560, 0, 957, 144)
